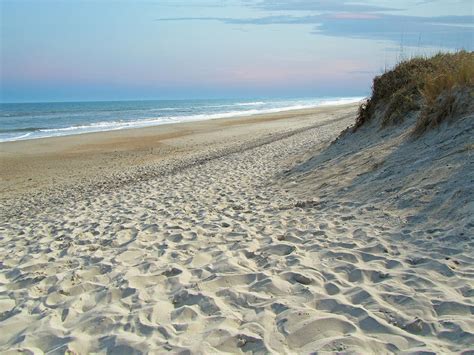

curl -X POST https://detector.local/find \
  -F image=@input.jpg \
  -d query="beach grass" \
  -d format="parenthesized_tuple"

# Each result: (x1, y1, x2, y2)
(355, 51, 474, 135)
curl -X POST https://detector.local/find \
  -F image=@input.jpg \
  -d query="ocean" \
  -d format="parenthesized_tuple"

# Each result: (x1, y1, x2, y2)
(0, 97, 363, 142)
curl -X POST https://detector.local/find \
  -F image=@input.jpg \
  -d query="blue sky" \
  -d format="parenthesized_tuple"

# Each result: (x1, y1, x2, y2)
(1, 0, 472, 102)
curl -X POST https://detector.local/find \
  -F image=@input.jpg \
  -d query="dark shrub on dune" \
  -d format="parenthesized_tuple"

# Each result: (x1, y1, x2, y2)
(355, 51, 474, 136)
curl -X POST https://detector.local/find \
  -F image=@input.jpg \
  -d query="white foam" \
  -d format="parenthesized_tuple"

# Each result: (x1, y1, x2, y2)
(0, 97, 364, 142)
(3, 132, 33, 141)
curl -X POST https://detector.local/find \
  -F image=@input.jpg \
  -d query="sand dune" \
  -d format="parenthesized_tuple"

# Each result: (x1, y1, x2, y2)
(1, 104, 473, 353)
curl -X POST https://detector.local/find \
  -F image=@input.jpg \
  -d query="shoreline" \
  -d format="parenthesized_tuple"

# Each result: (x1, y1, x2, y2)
(0, 98, 364, 143)
(0, 103, 358, 201)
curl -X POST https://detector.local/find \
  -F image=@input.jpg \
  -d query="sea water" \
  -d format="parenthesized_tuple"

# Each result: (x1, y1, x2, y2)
(0, 97, 363, 142)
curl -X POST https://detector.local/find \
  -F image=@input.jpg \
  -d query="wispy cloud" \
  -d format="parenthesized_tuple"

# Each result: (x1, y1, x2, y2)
(156, 14, 474, 50)
(312, 14, 474, 49)
(156, 0, 473, 49)
(250, 0, 401, 13)
(152, 0, 246, 7)
(156, 15, 319, 25)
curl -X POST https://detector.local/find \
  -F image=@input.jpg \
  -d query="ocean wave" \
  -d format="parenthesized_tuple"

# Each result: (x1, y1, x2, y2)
(0, 97, 364, 142)
(201, 101, 266, 109)
(317, 97, 365, 106)
(234, 101, 266, 106)
(0, 127, 46, 133)
(0, 132, 33, 141)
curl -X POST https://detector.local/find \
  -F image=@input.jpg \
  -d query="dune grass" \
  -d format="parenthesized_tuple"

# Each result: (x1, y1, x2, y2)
(355, 51, 474, 136)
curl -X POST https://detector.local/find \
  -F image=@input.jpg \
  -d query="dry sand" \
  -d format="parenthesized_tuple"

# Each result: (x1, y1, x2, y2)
(0, 104, 473, 354)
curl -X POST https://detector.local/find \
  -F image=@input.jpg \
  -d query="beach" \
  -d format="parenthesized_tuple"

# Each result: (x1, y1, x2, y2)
(0, 105, 354, 201)
(1, 102, 473, 353)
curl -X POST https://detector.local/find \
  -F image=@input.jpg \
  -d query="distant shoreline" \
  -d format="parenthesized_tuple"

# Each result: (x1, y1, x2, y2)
(0, 97, 364, 143)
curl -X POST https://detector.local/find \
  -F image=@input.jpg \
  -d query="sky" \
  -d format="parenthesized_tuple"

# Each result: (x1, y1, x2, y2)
(0, 0, 473, 103)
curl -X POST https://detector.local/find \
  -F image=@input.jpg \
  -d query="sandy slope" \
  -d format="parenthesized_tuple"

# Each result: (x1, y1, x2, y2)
(0, 104, 473, 354)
